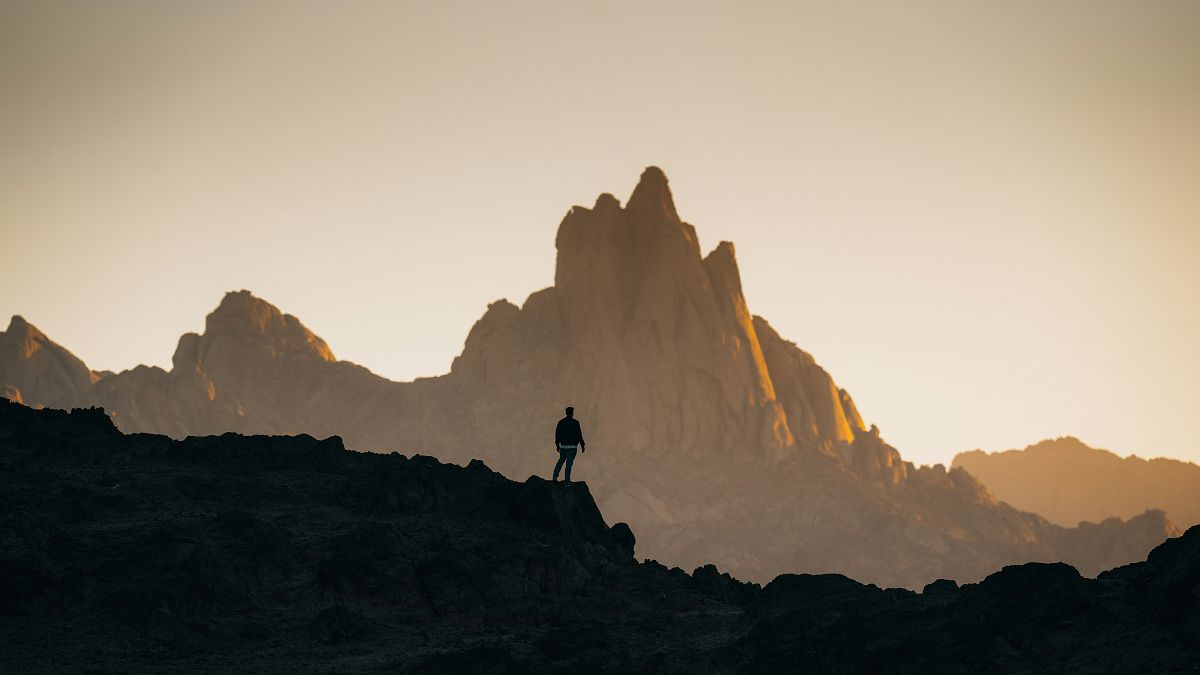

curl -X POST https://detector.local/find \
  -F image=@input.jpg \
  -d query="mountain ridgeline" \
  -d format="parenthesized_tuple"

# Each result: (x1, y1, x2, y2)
(0, 167, 1177, 588)
(954, 437, 1200, 530)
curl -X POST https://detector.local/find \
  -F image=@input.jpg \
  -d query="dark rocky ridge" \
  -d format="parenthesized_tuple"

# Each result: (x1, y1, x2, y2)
(0, 399, 1197, 673)
(0, 168, 1177, 588)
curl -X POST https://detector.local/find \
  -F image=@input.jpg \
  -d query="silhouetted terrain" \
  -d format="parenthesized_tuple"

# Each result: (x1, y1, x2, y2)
(955, 437, 1200, 529)
(0, 168, 1177, 588)
(1, 399, 1198, 673)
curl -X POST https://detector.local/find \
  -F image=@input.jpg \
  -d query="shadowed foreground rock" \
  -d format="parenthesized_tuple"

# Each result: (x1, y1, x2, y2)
(1, 399, 1197, 673)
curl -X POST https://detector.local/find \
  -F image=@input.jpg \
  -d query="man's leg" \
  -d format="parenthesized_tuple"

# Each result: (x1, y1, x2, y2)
(553, 448, 566, 481)
(563, 447, 577, 483)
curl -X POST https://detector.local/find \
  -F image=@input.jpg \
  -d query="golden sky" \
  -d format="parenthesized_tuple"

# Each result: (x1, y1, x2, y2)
(2, 1, 1198, 465)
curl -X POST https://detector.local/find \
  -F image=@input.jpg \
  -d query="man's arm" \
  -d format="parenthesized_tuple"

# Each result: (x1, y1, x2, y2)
(578, 421, 586, 452)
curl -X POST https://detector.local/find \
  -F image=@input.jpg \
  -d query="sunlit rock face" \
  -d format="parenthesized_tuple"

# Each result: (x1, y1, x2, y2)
(954, 437, 1200, 530)
(0, 168, 1179, 588)
(517, 166, 794, 461)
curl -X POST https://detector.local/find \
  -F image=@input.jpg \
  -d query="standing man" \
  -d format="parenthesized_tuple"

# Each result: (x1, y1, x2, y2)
(553, 406, 586, 484)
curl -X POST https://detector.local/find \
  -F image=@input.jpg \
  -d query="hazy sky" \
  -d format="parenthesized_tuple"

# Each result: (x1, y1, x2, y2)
(2, 1, 1198, 466)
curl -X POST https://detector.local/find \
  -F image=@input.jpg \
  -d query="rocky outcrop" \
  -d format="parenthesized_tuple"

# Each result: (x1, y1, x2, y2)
(955, 436, 1200, 529)
(0, 168, 1179, 589)
(1, 400, 1197, 673)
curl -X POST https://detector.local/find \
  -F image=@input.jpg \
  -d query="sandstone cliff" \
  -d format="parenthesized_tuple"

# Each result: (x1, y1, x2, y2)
(0, 168, 1178, 588)
(955, 436, 1200, 529)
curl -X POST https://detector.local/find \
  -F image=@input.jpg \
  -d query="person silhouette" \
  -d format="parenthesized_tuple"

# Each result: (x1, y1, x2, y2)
(553, 406, 586, 484)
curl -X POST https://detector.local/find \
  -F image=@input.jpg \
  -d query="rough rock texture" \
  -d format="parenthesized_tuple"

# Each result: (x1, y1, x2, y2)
(0, 168, 1179, 589)
(0, 400, 1197, 673)
(955, 436, 1200, 529)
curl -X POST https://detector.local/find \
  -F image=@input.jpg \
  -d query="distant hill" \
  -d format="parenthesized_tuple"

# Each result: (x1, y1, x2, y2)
(0, 167, 1178, 589)
(2, 399, 1198, 672)
(954, 437, 1200, 529)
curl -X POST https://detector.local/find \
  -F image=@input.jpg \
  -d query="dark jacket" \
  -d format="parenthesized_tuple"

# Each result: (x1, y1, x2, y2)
(555, 416, 584, 446)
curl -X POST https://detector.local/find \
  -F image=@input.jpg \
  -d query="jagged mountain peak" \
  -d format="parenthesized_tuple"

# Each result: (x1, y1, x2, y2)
(593, 192, 621, 211)
(4, 314, 49, 348)
(210, 289, 285, 325)
(0, 313, 98, 409)
(702, 241, 743, 295)
(626, 165, 681, 224)
(555, 167, 702, 294)
(1, 314, 64, 360)
(7, 314, 31, 334)
(201, 290, 335, 363)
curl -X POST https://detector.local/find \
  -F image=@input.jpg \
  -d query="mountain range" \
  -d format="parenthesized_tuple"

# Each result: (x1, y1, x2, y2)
(0, 167, 1177, 588)
(954, 437, 1200, 530)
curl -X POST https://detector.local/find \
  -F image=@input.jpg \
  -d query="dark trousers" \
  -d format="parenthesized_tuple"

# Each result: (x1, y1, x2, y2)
(553, 446, 578, 482)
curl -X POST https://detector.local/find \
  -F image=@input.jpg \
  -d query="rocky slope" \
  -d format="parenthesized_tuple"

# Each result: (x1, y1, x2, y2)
(0, 168, 1178, 588)
(1, 399, 1197, 673)
(955, 437, 1200, 529)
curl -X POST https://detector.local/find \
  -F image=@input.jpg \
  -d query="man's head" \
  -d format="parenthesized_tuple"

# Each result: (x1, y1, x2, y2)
(565, 406, 574, 417)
